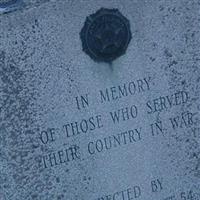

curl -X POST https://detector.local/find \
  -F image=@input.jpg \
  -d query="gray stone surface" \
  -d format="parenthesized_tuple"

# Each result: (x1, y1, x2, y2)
(0, 0, 200, 200)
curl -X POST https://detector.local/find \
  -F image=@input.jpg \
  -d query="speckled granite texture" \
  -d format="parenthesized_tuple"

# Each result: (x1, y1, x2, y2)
(0, 0, 200, 200)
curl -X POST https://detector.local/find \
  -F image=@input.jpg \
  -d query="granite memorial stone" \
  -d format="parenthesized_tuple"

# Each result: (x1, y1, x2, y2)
(0, 0, 199, 200)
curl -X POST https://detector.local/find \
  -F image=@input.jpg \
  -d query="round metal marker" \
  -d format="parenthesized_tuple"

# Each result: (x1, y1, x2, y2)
(80, 8, 132, 63)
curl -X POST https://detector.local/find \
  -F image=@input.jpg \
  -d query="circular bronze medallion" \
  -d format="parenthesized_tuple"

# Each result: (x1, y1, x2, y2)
(80, 8, 132, 63)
